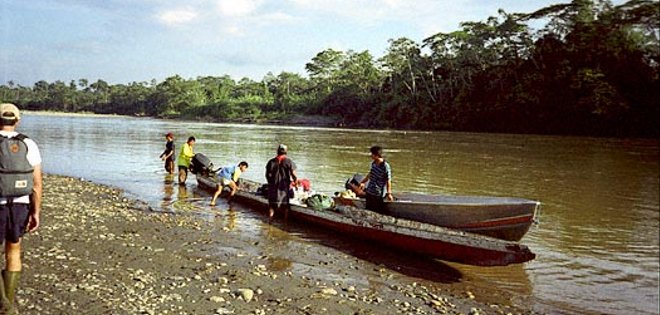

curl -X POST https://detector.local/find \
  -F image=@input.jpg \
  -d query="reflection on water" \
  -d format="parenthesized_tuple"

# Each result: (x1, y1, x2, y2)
(162, 174, 175, 204)
(20, 113, 659, 314)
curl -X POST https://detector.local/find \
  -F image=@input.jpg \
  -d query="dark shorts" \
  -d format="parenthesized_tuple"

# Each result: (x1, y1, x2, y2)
(268, 187, 293, 209)
(365, 194, 388, 214)
(164, 157, 174, 172)
(0, 203, 30, 243)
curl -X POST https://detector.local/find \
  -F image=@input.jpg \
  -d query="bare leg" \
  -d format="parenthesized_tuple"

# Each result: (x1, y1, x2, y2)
(5, 241, 21, 272)
(210, 185, 222, 206)
(178, 167, 187, 185)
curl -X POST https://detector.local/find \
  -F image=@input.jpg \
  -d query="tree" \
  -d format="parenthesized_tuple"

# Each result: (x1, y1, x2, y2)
(305, 48, 345, 95)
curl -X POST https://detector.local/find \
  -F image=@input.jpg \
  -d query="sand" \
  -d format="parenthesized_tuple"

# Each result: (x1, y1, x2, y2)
(14, 174, 532, 314)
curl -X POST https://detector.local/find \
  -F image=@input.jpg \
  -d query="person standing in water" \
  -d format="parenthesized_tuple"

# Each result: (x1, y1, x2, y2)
(265, 144, 298, 219)
(159, 132, 175, 174)
(177, 136, 196, 185)
(358, 145, 393, 214)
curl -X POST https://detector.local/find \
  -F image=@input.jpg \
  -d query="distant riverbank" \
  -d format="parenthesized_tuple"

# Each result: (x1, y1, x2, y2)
(23, 110, 342, 128)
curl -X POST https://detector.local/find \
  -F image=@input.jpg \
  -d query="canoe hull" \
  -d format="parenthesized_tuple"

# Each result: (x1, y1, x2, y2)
(197, 175, 535, 266)
(334, 193, 539, 241)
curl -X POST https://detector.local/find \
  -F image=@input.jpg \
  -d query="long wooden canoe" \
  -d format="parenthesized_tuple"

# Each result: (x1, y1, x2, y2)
(334, 191, 540, 241)
(197, 175, 535, 266)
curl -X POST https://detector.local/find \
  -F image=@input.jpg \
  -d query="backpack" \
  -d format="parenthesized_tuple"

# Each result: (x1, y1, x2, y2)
(0, 134, 34, 197)
(306, 193, 333, 210)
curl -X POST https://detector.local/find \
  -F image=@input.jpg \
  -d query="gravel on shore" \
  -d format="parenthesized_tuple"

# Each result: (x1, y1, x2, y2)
(15, 174, 531, 315)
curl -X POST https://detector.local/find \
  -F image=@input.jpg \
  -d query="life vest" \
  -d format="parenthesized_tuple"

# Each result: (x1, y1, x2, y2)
(0, 133, 34, 197)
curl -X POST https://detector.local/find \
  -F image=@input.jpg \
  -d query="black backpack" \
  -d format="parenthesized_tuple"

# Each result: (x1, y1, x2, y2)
(0, 134, 34, 197)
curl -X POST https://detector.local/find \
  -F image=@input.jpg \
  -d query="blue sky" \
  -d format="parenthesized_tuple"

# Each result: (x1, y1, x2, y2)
(0, 0, 620, 86)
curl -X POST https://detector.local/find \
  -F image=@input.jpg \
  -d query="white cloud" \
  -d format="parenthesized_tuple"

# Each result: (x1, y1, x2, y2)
(157, 7, 199, 26)
(286, 0, 460, 28)
(216, 0, 264, 17)
(223, 26, 245, 36)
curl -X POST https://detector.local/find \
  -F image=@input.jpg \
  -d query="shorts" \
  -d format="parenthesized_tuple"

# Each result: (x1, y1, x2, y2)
(164, 157, 174, 172)
(220, 177, 233, 186)
(0, 203, 30, 243)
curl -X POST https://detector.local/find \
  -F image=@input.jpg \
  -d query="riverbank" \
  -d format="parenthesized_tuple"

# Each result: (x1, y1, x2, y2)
(23, 110, 341, 128)
(15, 174, 534, 314)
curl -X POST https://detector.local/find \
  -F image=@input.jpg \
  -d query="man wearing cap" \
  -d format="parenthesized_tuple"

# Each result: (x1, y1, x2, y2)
(159, 132, 175, 174)
(265, 144, 298, 219)
(0, 103, 42, 314)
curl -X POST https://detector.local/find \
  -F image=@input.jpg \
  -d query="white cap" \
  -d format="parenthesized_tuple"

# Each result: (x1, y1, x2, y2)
(0, 103, 20, 120)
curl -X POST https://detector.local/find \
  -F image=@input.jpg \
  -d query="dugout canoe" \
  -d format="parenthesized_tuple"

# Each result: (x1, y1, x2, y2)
(333, 192, 540, 242)
(196, 175, 535, 266)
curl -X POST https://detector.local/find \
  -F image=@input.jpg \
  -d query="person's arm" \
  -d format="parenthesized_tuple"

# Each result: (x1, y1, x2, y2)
(28, 164, 43, 232)
(265, 162, 272, 184)
(183, 143, 195, 159)
(291, 169, 298, 187)
(161, 142, 173, 158)
(385, 180, 393, 201)
(385, 162, 393, 201)
(358, 172, 370, 190)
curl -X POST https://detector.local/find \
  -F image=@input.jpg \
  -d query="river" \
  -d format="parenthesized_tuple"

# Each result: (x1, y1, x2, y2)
(20, 112, 659, 314)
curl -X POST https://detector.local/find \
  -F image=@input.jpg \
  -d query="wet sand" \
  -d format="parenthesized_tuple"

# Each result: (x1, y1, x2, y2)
(16, 174, 534, 314)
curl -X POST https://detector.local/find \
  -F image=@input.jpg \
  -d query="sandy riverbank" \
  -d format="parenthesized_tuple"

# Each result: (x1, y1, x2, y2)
(15, 174, 533, 314)
(22, 110, 340, 128)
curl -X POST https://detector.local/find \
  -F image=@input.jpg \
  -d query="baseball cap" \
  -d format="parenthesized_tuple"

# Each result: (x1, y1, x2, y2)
(0, 103, 20, 120)
(277, 144, 287, 154)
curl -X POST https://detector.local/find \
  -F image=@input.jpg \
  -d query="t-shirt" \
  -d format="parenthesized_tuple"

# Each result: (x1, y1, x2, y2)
(164, 140, 175, 159)
(265, 155, 296, 203)
(365, 160, 391, 198)
(218, 165, 242, 182)
(0, 130, 42, 205)
(177, 143, 194, 167)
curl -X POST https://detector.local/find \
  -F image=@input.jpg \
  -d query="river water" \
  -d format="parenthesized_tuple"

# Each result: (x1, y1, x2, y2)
(20, 113, 659, 314)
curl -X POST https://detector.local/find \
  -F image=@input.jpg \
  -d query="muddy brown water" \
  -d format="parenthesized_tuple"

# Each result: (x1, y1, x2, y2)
(21, 113, 659, 314)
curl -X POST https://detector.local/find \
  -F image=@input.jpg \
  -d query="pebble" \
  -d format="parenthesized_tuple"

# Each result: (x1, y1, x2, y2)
(15, 174, 523, 315)
(237, 288, 254, 302)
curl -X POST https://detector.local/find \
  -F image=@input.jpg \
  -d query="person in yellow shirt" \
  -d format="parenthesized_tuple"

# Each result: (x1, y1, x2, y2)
(210, 161, 249, 206)
(177, 136, 196, 185)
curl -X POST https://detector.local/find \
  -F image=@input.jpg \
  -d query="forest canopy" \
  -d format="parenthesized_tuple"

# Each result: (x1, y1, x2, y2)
(2, 0, 658, 137)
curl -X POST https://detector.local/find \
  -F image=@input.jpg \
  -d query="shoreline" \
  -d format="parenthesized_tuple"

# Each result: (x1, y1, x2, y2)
(22, 110, 341, 128)
(16, 174, 535, 314)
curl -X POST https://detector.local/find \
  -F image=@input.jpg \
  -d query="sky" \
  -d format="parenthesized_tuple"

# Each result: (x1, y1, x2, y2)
(0, 0, 620, 86)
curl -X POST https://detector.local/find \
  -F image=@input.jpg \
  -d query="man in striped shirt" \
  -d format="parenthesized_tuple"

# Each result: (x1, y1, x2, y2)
(358, 146, 393, 214)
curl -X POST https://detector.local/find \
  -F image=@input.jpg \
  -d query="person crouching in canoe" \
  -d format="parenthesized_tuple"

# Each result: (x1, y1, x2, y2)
(210, 161, 249, 206)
